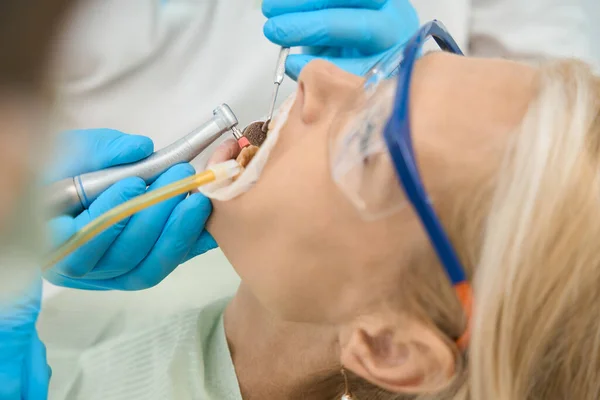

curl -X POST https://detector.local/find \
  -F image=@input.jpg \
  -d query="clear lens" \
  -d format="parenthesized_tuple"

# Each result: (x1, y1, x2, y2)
(328, 37, 445, 220)
(330, 74, 409, 220)
(364, 43, 407, 87)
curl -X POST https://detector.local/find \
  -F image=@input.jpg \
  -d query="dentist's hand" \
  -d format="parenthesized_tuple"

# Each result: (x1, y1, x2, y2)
(44, 129, 217, 291)
(0, 279, 50, 399)
(262, 0, 419, 80)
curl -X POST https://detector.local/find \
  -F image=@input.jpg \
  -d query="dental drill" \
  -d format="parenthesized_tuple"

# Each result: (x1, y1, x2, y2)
(45, 104, 240, 217)
(46, 49, 291, 268)
(45, 159, 241, 269)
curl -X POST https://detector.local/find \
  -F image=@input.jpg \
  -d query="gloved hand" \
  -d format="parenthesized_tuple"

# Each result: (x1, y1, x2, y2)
(0, 279, 50, 400)
(262, 0, 419, 80)
(44, 129, 217, 291)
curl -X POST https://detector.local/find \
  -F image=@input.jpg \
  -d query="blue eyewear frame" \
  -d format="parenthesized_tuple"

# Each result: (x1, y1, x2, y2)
(382, 20, 471, 347)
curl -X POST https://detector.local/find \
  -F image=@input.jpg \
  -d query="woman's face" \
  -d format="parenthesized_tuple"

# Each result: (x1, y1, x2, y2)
(208, 53, 536, 324)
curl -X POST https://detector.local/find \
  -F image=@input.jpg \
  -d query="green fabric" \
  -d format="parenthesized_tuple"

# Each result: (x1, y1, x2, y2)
(40, 250, 242, 399)
(44, 296, 242, 399)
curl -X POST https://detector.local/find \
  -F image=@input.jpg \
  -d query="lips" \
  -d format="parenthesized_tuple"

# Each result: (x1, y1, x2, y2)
(201, 92, 297, 201)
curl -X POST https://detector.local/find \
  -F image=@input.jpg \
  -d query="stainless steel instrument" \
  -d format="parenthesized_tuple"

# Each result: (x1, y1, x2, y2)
(45, 104, 239, 217)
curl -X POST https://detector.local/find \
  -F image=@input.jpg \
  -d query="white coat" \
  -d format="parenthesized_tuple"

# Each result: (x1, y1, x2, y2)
(51, 0, 595, 146)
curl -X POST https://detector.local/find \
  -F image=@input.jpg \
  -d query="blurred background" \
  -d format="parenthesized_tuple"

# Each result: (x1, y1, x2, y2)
(586, 0, 600, 68)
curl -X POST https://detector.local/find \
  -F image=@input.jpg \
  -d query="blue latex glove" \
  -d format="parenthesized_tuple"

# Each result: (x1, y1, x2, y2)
(0, 279, 50, 400)
(262, 0, 419, 80)
(44, 129, 217, 291)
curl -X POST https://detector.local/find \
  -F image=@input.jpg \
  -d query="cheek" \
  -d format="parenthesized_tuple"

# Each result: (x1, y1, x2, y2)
(261, 118, 353, 236)
(210, 96, 409, 321)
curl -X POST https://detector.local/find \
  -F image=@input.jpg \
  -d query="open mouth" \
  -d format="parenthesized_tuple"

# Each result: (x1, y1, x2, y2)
(234, 144, 260, 179)
(200, 93, 296, 201)
(233, 120, 268, 179)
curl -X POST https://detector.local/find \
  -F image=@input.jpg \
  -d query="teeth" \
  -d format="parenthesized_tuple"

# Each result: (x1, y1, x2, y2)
(201, 92, 297, 201)
(237, 145, 260, 168)
(233, 145, 260, 181)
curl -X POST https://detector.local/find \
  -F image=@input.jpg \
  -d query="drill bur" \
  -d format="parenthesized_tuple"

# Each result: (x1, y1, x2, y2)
(243, 121, 268, 147)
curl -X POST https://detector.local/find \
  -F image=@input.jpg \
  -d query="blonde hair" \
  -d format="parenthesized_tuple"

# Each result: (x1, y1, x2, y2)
(470, 60, 600, 399)
(318, 60, 600, 400)
(426, 59, 600, 399)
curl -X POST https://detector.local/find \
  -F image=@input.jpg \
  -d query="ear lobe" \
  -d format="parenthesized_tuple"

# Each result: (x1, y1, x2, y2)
(340, 318, 456, 394)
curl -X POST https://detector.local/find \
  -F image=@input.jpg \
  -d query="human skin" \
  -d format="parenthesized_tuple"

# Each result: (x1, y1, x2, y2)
(207, 52, 537, 398)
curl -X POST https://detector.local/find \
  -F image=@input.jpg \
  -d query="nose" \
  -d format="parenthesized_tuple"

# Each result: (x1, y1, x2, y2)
(296, 60, 363, 125)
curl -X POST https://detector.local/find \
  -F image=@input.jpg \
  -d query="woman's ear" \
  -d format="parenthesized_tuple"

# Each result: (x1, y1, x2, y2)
(339, 314, 456, 394)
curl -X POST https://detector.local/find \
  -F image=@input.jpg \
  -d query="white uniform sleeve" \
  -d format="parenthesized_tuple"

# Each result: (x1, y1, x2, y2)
(468, 0, 596, 66)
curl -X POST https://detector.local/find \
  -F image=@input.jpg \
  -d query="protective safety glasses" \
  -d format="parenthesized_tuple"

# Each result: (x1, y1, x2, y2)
(329, 20, 471, 349)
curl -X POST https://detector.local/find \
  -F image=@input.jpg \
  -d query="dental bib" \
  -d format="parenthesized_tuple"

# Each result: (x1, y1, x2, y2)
(201, 93, 296, 201)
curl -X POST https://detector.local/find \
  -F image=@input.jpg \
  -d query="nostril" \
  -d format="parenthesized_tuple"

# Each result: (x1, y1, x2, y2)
(297, 60, 362, 125)
(297, 80, 307, 115)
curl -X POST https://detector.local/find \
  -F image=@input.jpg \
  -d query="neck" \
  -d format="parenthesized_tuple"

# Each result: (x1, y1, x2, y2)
(224, 284, 342, 400)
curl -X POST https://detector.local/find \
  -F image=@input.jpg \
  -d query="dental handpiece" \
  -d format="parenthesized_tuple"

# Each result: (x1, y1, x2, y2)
(45, 104, 239, 217)
(262, 47, 290, 132)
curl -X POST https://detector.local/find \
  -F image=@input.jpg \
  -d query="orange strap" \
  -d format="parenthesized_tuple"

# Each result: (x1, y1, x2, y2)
(454, 281, 473, 351)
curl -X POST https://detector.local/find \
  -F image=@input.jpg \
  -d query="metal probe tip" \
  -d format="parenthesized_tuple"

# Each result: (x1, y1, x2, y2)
(263, 47, 290, 133)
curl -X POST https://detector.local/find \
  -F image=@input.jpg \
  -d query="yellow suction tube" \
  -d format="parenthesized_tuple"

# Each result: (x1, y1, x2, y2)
(44, 160, 241, 270)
